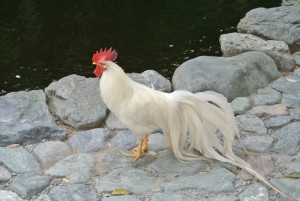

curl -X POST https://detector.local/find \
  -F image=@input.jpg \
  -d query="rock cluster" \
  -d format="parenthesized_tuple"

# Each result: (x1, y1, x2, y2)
(1, 1, 300, 201)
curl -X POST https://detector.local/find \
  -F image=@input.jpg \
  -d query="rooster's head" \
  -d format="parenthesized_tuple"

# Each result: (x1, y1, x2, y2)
(92, 47, 118, 77)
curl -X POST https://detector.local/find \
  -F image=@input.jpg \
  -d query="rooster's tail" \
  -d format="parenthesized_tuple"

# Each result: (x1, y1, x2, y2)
(164, 90, 294, 200)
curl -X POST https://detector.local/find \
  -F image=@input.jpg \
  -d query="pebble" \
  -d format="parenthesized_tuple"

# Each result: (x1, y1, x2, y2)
(9, 173, 52, 198)
(247, 104, 288, 118)
(282, 93, 300, 109)
(48, 184, 97, 201)
(163, 168, 236, 193)
(235, 115, 267, 135)
(148, 133, 169, 151)
(251, 87, 281, 106)
(240, 135, 274, 153)
(239, 182, 269, 201)
(95, 167, 163, 195)
(0, 190, 24, 201)
(151, 192, 193, 201)
(230, 97, 251, 115)
(45, 153, 96, 183)
(33, 141, 72, 166)
(271, 178, 300, 200)
(0, 147, 40, 173)
(111, 130, 139, 151)
(264, 115, 292, 129)
(272, 75, 300, 94)
(69, 128, 112, 153)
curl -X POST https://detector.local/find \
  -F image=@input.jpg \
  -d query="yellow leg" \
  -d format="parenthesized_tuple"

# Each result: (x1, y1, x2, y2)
(126, 134, 149, 161)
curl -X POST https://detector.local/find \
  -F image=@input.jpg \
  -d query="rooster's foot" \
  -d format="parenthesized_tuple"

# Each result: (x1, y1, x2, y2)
(125, 135, 149, 161)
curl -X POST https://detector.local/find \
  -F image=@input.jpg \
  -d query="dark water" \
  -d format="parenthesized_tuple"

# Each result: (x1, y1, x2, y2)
(0, 0, 281, 95)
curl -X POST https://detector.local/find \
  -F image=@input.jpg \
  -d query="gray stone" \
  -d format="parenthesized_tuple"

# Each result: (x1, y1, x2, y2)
(235, 115, 267, 135)
(111, 130, 139, 151)
(272, 76, 300, 94)
(151, 192, 193, 201)
(45, 74, 107, 129)
(282, 93, 300, 108)
(264, 116, 292, 129)
(0, 90, 66, 146)
(230, 97, 251, 115)
(105, 113, 127, 130)
(128, 70, 172, 92)
(163, 168, 235, 193)
(247, 104, 288, 118)
(0, 147, 40, 173)
(271, 178, 300, 200)
(239, 182, 268, 201)
(276, 155, 300, 173)
(237, 6, 300, 51)
(251, 87, 281, 106)
(150, 149, 207, 175)
(240, 135, 274, 153)
(0, 166, 12, 183)
(292, 52, 300, 66)
(103, 196, 141, 201)
(282, 0, 300, 6)
(45, 153, 96, 183)
(220, 33, 294, 70)
(148, 133, 168, 151)
(290, 108, 300, 120)
(35, 194, 52, 201)
(95, 167, 162, 195)
(294, 68, 300, 76)
(69, 128, 112, 153)
(172, 51, 280, 101)
(33, 141, 72, 166)
(9, 173, 52, 198)
(0, 190, 23, 201)
(201, 195, 238, 201)
(272, 122, 300, 154)
(49, 184, 97, 201)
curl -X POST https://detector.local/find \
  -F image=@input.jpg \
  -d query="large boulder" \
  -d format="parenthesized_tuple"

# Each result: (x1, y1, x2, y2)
(0, 90, 66, 146)
(220, 32, 295, 70)
(282, 0, 300, 6)
(45, 75, 107, 129)
(172, 51, 281, 101)
(237, 6, 300, 52)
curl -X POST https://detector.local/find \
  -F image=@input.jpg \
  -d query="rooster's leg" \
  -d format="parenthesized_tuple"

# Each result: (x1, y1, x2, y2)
(126, 135, 149, 161)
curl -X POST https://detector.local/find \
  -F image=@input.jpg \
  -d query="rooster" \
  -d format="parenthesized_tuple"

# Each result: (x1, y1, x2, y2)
(92, 48, 295, 200)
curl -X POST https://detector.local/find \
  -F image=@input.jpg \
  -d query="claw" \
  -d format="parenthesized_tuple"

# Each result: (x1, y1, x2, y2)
(125, 135, 149, 161)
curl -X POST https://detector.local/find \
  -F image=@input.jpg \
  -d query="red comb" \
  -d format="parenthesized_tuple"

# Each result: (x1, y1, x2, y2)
(92, 47, 118, 63)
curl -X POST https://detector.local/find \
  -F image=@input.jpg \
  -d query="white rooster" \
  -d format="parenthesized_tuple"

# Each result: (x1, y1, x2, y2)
(92, 48, 295, 200)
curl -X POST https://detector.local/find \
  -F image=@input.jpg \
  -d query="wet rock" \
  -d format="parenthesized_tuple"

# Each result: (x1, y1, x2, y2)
(271, 178, 300, 200)
(247, 104, 288, 118)
(220, 32, 294, 70)
(49, 184, 97, 201)
(0, 90, 66, 146)
(163, 168, 235, 193)
(0, 166, 12, 183)
(45, 74, 107, 129)
(0, 190, 23, 201)
(172, 51, 280, 101)
(33, 141, 72, 166)
(128, 70, 172, 92)
(235, 115, 267, 135)
(150, 149, 207, 175)
(282, 93, 300, 108)
(103, 195, 141, 201)
(95, 167, 162, 195)
(239, 182, 268, 201)
(111, 130, 139, 151)
(45, 153, 96, 183)
(151, 192, 193, 201)
(272, 76, 300, 94)
(105, 113, 127, 130)
(230, 97, 251, 115)
(148, 133, 168, 151)
(69, 128, 112, 153)
(9, 173, 52, 198)
(264, 116, 292, 129)
(240, 135, 274, 153)
(272, 122, 300, 154)
(251, 87, 281, 106)
(0, 147, 40, 173)
(240, 155, 274, 180)
(238, 6, 300, 51)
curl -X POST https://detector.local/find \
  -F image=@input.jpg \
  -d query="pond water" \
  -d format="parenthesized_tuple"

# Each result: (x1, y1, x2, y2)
(0, 0, 281, 94)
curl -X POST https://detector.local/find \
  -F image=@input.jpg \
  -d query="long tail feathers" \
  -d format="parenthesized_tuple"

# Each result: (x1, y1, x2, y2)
(166, 91, 295, 201)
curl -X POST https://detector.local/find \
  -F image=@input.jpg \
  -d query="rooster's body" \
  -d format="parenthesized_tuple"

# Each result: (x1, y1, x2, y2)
(92, 48, 294, 200)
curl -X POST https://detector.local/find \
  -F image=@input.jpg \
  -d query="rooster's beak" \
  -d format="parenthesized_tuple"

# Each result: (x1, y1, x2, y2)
(92, 62, 97, 65)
